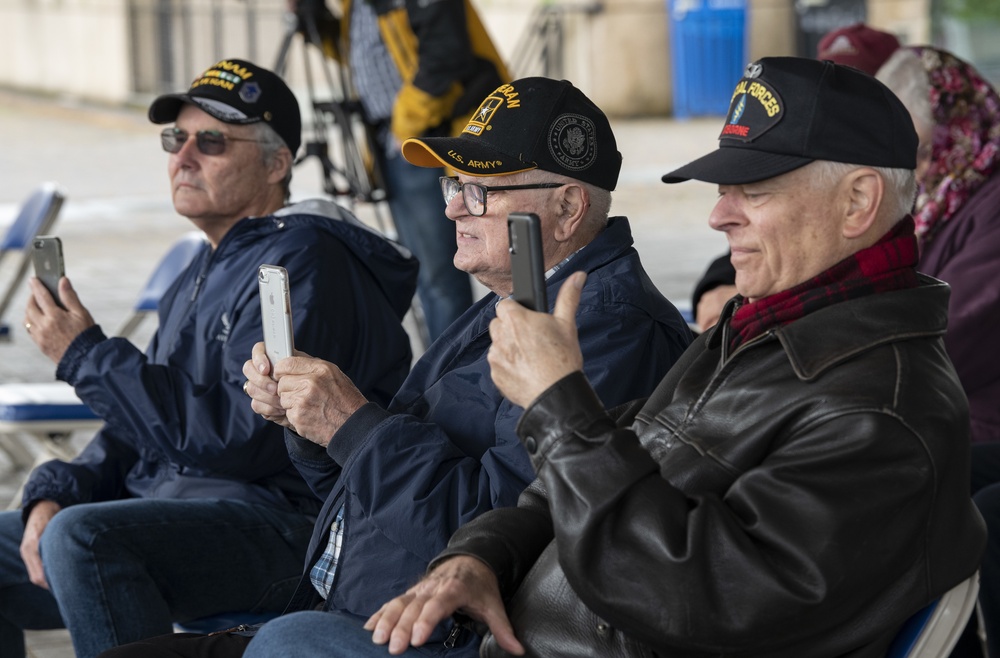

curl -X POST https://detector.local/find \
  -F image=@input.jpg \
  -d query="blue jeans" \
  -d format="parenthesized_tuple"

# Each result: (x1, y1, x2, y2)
(0, 498, 315, 658)
(381, 148, 473, 343)
(243, 609, 479, 658)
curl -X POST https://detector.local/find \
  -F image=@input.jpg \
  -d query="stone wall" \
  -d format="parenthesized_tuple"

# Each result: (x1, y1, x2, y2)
(0, 0, 931, 116)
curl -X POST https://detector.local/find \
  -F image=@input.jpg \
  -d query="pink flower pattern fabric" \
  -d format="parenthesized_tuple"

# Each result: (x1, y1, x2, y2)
(910, 46, 1000, 243)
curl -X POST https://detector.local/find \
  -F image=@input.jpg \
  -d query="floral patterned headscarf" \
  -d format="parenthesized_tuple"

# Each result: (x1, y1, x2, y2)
(909, 46, 1000, 243)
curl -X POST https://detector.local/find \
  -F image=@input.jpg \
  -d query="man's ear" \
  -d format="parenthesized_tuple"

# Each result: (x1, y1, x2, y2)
(842, 168, 884, 239)
(552, 184, 589, 242)
(267, 147, 294, 185)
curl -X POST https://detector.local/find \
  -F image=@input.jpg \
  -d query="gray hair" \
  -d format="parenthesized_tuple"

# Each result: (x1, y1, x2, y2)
(247, 121, 294, 201)
(810, 160, 917, 224)
(517, 169, 612, 234)
(876, 49, 933, 131)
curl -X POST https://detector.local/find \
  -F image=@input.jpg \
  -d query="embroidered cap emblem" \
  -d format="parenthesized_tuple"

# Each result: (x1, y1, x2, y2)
(464, 96, 504, 136)
(239, 81, 262, 104)
(548, 113, 597, 172)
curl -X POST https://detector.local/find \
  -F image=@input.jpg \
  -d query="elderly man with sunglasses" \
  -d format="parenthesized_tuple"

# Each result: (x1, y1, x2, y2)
(95, 77, 692, 658)
(0, 59, 419, 658)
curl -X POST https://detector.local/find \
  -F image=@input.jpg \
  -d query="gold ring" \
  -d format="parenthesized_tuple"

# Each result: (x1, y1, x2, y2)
(243, 380, 250, 395)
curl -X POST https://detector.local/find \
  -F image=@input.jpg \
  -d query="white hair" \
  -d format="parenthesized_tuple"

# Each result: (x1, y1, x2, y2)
(876, 49, 933, 130)
(517, 169, 612, 233)
(810, 160, 917, 223)
(247, 121, 294, 201)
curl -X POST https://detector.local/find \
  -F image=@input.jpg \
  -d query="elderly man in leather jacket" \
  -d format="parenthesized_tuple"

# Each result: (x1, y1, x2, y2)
(367, 57, 987, 658)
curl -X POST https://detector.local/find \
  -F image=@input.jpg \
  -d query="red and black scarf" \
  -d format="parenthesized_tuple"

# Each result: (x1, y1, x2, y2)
(728, 216, 920, 351)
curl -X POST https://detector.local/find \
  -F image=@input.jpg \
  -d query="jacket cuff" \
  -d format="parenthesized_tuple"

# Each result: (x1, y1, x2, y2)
(284, 427, 328, 464)
(56, 325, 107, 384)
(326, 402, 392, 466)
(516, 371, 610, 472)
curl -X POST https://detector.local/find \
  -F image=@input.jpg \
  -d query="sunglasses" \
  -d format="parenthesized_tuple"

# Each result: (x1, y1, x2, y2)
(160, 128, 260, 156)
(440, 176, 565, 217)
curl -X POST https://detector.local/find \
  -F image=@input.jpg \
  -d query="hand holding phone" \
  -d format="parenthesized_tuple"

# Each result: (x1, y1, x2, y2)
(507, 212, 548, 312)
(31, 235, 66, 309)
(258, 264, 295, 366)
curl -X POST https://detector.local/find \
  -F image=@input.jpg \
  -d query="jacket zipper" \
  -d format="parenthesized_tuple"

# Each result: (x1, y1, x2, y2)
(443, 624, 462, 648)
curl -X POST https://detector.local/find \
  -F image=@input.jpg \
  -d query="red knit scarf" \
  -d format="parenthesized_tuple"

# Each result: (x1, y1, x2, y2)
(728, 216, 920, 351)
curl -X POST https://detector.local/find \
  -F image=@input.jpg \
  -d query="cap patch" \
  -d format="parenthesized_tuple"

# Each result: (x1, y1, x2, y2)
(548, 113, 597, 172)
(720, 77, 783, 143)
(191, 61, 254, 92)
(463, 83, 520, 137)
(239, 81, 263, 104)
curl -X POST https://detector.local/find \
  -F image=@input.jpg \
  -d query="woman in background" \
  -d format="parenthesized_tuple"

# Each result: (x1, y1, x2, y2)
(879, 45, 1000, 658)
(877, 46, 1000, 446)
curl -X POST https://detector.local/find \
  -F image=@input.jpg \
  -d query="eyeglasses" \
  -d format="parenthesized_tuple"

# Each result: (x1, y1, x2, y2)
(160, 128, 260, 156)
(439, 176, 565, 217)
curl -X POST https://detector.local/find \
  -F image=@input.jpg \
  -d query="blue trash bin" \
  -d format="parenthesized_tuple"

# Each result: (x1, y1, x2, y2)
(668, 0, 747, 118)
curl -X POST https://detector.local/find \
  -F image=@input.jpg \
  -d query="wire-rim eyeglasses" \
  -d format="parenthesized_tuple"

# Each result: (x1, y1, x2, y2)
(160, 128, 261, 156)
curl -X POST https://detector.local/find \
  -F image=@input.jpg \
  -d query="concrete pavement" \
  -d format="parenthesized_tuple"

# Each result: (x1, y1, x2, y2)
(0, 88, 729, 656)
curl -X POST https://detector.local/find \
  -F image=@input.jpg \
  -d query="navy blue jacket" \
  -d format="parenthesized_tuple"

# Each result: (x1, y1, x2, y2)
(282, 216, 693, 619)
(22, 200, 417, 517)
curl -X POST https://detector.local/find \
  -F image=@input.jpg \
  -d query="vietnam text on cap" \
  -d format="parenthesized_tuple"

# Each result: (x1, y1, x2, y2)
(401, 77, 622, 191)
(148, 58, 302, 156)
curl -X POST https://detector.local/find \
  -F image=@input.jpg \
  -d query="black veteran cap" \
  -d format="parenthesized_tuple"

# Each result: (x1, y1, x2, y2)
(402, 77, 622, 191)
(661, 57, 917, 185)
(148, 58, 301, 155)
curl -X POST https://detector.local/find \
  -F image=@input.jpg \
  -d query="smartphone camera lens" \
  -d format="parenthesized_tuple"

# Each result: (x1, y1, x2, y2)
(258, 269, 267, 283)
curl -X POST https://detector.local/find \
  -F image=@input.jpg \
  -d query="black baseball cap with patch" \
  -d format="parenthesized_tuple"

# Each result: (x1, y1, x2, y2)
(401, 77, 622, 191)
(661, 57, 917, 185)
(148, 58, 301, 155)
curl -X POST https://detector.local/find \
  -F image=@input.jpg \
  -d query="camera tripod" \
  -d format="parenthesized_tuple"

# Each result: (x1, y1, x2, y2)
(272, 1, 429, 346)
(273, 1, 393, 233)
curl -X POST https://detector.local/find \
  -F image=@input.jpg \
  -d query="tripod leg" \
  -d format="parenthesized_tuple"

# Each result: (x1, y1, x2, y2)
(273, 12, 300, 75)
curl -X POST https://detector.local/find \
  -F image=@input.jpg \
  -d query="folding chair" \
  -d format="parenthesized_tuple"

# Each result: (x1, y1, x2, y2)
(0, 231, 207, 509)
(115, 231, 206, 337)
(886, 572, 981, 658)
(0, 183, 66, 342)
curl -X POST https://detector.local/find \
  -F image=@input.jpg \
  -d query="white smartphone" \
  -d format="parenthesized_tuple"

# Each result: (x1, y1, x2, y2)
(258, 264, 295, 365)
(31, 235, 66, 309)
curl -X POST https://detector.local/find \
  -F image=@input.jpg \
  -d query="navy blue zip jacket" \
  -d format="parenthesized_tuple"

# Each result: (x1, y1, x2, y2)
(22, 199, 417, 517)
(281, 216, 694, 623)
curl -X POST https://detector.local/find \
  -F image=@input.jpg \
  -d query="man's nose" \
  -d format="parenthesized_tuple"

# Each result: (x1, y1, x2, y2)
(443, 194, 464, 222)
(708, 194, 739, 232)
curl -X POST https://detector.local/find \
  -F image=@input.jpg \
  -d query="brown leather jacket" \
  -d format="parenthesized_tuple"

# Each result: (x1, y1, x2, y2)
(438, 276, 985, 657)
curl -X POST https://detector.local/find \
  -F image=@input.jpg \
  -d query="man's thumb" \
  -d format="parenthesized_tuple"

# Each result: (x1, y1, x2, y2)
(553, 271, 586, 322)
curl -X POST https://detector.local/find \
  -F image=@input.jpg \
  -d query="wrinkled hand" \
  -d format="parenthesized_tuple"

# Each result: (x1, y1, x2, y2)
(695, 284, 737, 333)
(25, 278, 96, 364)
(365, 556, 524, 656)
(260, 352, 367, 447)
(488, 271, 586, 409)
(20, 500, 62, 590)
(243, 342, 294, 430)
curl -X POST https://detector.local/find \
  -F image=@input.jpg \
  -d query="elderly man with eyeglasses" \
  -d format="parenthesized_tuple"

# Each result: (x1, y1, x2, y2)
(96, 76, 692, 658)
(0, 58, 419, 658)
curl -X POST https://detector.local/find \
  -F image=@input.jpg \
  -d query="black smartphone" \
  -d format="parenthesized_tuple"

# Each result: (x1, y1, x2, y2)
(31, 235, 66, 309)
(507, 212, 548, 312)
(258, 264, 295, 365)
